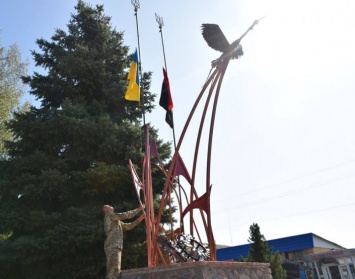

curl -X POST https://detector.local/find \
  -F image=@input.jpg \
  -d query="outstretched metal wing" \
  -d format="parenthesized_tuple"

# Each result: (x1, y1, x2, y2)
(201, 24, 230, 53)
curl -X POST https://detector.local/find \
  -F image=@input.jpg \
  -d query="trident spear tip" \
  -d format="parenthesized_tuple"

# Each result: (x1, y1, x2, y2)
(155, 13, 164, 30)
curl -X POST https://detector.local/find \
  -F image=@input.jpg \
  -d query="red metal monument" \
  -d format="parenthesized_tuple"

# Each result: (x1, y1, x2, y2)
(128, 18, 262, 267)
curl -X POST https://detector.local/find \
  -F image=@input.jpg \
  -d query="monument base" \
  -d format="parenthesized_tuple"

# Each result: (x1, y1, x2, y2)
(120, 261, 272, 279)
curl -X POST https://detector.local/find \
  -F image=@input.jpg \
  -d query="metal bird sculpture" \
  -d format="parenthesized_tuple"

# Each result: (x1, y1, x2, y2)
(201, 17, 264, 67)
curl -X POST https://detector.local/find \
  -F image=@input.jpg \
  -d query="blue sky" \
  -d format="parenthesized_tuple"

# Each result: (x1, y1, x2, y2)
(1, 0, 355, 248)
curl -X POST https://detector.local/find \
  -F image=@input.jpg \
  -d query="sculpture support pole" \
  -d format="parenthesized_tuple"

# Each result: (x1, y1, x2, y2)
(189, 66, 224, 238)
(144, 124, 154, 266)
(206, 60, 230, 260)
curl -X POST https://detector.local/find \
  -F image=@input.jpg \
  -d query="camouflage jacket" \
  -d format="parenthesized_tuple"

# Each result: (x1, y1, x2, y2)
(104, 207, 141, 250)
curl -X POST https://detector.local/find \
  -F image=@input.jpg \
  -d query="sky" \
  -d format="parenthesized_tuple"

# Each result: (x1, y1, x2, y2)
(1, 0, 355, 249)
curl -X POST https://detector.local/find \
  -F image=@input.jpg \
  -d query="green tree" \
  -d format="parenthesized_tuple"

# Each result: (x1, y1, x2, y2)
(0, 40, 29, 158)
(0, 1, 171, 278)
(270, 251, 287, 279)
(247, 223, 271, 262)
(246, 223, 287, 279)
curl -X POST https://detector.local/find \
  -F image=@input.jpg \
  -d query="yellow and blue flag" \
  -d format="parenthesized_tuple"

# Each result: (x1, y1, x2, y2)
(125, 49, 140, 102)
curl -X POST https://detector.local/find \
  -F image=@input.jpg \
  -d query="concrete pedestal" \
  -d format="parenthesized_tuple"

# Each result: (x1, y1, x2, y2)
(120, 261, 272, 279)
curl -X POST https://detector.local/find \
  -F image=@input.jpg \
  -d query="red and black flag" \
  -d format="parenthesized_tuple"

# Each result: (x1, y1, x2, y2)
(159, 68, 174, 128)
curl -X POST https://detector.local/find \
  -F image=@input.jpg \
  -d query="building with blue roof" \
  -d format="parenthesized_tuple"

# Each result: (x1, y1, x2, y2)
(216, 233, 355, 279)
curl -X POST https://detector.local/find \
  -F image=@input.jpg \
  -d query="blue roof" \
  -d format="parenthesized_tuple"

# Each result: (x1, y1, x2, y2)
(217, 233, 315, 261)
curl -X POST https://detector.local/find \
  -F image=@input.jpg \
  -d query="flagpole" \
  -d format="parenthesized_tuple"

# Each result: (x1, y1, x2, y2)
(155, 14, 168, 73)
(155, 13, 183, 231)
(131, 0, 146, 126)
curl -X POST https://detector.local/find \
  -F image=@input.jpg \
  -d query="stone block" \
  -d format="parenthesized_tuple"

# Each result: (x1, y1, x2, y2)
(120, 261, 272, 279)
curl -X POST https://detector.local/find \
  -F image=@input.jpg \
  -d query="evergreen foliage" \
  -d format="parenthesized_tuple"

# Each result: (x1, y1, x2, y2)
(270, 250, 288, 279)
(246, 223, 287, 279)
(0, 1, 171, 278)
(247, 223, 270, 263)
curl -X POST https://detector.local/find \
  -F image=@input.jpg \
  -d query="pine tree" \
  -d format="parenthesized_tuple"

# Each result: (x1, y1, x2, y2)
(247, 223, 271, 263)
(247, 223, 287, 279)
(0, 1, 171, 278)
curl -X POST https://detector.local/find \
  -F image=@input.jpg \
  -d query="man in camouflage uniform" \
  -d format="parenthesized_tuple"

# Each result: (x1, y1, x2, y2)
(102, 205, 144, 279)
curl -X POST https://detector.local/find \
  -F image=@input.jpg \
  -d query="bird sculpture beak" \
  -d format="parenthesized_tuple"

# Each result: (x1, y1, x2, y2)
(252, 16, 265, 27)
(257, 16, 265, 22)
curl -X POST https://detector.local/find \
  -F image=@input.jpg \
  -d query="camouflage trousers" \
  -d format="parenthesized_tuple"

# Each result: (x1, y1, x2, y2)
(105, 248, 122, 279)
